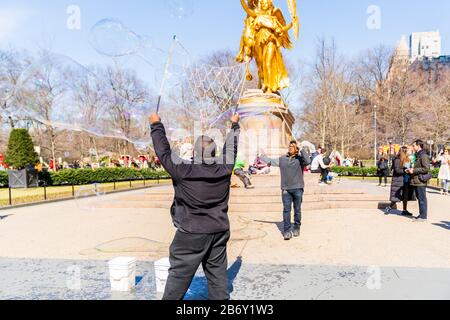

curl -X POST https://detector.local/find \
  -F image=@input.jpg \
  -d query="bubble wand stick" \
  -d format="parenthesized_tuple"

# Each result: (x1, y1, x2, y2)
(156, 35, 178, 114)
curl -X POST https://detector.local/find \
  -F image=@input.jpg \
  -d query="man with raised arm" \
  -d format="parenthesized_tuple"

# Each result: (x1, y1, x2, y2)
(260, 141, 311, 240)
(149, 113, 240, 300)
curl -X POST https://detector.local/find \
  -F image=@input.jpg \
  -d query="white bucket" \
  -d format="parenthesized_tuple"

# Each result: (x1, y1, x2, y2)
(154, 257, 171, 293)
(108, 257, 137, 292)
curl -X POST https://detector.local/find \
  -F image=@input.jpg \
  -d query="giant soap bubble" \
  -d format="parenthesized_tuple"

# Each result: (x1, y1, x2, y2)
(2, 52, 154, 152)
(7, 53, 95, 127)
(4, 17, 249, 153)
(89, 19, 147, 58)
(88, 18, 250, 131)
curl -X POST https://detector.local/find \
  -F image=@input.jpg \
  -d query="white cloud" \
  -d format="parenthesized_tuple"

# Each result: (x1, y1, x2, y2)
(0, 8, 30, 41)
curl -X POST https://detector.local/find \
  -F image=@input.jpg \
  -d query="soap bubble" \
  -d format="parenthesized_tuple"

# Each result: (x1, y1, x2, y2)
(89, 19, 147, 58)
(1, 52, 156, 151)
(11, 53, 96, 128)
(209, 106, 274, 129)
(89, 18, 159, 72)
(0, 82, 14, 105)
(75, 183, 106, 212)
(2, 16, 249, 152)
(168, 0, 194, 19)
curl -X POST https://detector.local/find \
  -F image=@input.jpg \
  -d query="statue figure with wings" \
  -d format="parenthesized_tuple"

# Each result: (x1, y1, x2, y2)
(237, 0, 299, 94)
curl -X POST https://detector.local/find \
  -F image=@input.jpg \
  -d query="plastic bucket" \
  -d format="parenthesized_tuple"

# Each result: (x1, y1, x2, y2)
(154, 257, 171, 293)
(108, 257, 137, 292)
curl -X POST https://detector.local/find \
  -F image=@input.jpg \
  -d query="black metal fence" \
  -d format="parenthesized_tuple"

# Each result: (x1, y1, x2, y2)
(0, 177, 170, 208)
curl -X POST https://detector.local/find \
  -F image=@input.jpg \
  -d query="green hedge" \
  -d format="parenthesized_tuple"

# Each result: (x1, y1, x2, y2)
(431, 169, 439, 179)
(331, 167, 378, 177)
(0, 168, 170, 187)
(331, 167, 440, 178)
(0, 171, 7, 187)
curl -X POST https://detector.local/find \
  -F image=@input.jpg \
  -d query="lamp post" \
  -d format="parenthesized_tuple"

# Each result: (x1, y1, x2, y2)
(388, 139, 393, 168)
(374, 105, 378, 167)
(427, 140, 434, 159)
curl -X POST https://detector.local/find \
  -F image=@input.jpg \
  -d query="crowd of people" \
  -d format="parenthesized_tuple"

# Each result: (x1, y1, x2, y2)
(3, 155, 164, 173)
(378, 145, 450, 197)
(148, 111, 449, 300)
(384, 140, 433, 222)
(342, 157, 365, 168)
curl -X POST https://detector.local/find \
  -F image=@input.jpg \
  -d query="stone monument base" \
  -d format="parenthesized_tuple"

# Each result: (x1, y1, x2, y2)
(237, 89, 295, 167)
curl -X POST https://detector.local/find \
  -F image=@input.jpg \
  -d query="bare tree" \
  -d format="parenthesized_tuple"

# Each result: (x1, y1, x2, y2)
(417, 67, 450, 148)
(299, 38, 361, 156)
(171, 50, 251, 132)
(0, 49, 31, 129)
(101, 65, 150, 155)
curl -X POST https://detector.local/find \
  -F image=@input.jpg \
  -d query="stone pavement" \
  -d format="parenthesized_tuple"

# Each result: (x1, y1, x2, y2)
(0, 175, 449, 300)
(0, 258, 449, 300)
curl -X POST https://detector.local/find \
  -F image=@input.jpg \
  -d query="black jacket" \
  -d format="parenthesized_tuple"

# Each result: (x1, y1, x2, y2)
(390, 157, 404, 203)
(377, 159, 390, 177)
(151, 121, 240, 234)
(410, 150, 430, 187)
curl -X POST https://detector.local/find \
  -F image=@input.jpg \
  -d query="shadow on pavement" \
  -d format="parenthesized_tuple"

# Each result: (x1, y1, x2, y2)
(433, 221, 450, 231)
(254, 220, 284, 236)
(184, 256, 243, 300)
(377, 209, 416, 220)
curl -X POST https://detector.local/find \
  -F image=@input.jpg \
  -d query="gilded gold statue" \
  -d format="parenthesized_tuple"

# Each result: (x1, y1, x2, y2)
(237, 0, 299, 94)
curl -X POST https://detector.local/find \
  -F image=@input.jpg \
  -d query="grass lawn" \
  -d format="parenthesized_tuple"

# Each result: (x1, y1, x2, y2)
(0, 180, 171, 207)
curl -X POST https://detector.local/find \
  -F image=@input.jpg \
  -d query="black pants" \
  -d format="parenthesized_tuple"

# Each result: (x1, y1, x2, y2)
(320, 168, 329, 183)
(234, 169, 251, 188)
(379, 175, 388, 185)
(163, 230, 230, 301)
(414, 186, 428, 219)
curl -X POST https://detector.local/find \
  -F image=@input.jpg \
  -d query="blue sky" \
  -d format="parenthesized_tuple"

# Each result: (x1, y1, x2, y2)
(1, 0, 449, 79)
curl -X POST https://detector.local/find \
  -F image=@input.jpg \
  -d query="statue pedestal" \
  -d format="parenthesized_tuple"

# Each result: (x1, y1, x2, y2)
(237, 89, 295, 167)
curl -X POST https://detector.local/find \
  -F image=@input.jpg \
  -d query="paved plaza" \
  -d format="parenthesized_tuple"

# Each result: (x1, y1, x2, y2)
(0, 175, 449, 300)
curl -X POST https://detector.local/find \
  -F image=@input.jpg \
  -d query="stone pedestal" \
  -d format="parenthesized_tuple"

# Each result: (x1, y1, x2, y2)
(237, 89, 295, 166)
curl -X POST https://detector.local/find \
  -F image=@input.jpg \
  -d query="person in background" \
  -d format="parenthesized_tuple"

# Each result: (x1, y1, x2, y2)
(234, 157, 255, 189)
(311, 147, 321, 162)
(35, 162, 44, 172)
(150, 112, 240, 301)
(249, 156, 270, 175)
(260, 141, 311, 240)
(179, 142, 194, 162)
(407, 140, 431, 222)
(377, 156, 389, 187)
(311, 148, 331, 185)
(343, 156, 353, 167)
(385, 147, 416, 216)
(154, 156, 162, 169)
(408, 146, 417, 166)
(437, 149, 450, 196)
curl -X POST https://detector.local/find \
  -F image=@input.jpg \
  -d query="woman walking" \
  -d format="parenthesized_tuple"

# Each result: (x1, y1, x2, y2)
(438, 149, 450, 195)
(385, 147, 416, 216)
(377, 156, 389, 187)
